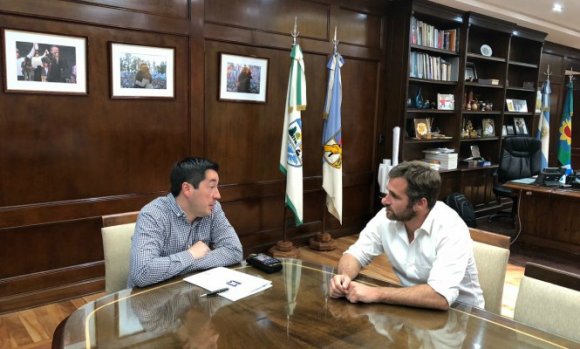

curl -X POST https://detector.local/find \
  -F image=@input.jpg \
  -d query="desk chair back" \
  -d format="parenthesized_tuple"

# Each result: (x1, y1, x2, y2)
(469, 228, 510, 314)
(514, 263, 580, 342)
(101, 211, 139, 293)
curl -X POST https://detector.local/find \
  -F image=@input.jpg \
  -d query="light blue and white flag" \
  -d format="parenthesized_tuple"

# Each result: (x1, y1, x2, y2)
(322, 51, 344, 224)
(536, 79, 551, 169)
(280, 43, 307, 225)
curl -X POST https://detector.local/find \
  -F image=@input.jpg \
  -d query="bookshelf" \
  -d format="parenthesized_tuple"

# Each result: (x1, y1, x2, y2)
(402, 3, 463, 163)
(387, 0, 546, 210)
(459, 14, 513, 167)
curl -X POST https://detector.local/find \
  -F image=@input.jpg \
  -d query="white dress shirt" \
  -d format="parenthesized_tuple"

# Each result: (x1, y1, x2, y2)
(345, 201, 484, 308)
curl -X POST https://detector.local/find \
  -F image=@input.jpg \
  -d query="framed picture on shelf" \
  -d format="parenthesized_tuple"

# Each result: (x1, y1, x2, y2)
(506, 99, 515, 112)
(506, 125, 515, 135)
(465, 62, 477, 82)
(3, 29, 87, 94)
(110, 43, 175, 98)
(437, 93, 454, 110)
(414, 118, 431, 139)
(513, 117, 528, 135)
(512, 99, 528, 113)
(219, 53, 268, 103)
(482, 118, 495, 137)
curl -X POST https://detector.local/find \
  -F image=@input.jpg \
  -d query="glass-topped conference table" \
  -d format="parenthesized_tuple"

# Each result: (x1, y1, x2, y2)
(53, 259, 575, 348)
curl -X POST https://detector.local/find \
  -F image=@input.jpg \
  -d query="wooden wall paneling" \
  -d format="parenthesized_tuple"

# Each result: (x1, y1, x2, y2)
(205, 0, 330, 41)
(0, 0, 191, 312)
(0, 16, 190, 207)
(0, 0, 190, 35)
(335, 5, 383, 48)
(190, 0, 205, 154)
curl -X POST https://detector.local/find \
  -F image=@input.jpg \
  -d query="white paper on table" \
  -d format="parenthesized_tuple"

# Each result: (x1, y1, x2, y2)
(184, 267, 272, 302)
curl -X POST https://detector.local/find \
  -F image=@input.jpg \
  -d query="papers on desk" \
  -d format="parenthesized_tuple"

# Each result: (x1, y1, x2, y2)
(184, 267, 272, 302)
(510, 177, 537, 184)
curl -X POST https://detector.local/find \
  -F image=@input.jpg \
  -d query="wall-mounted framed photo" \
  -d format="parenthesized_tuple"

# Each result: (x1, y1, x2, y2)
(465, 62, 477, 82)
(219, 53, 268, 103)
(513, 117, 528, 135)
(3, 29, 87, 94)
(110, 43, 174, 98)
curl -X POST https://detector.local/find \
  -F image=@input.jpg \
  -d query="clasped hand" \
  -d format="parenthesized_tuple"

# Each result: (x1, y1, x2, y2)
(188, 241, 210, 259)
(329, 274, 380, 303)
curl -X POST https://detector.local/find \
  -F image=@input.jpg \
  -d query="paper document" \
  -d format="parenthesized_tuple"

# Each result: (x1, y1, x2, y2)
(510, 177, 537, 184)
(184, 267, 272, 302)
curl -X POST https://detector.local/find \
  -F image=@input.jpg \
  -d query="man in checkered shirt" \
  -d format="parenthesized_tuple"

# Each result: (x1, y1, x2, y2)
(128, 157, 243, 288)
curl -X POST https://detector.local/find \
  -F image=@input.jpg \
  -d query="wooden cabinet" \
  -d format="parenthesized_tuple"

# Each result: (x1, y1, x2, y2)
(386, 0, 546, 210)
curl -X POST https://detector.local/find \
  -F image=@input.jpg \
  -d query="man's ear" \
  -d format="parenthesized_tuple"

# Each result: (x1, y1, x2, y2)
(413, 197, 429, 211)
(181, 182, 193, 196)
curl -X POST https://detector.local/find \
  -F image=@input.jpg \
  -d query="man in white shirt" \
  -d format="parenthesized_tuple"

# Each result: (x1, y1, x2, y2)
(329, 161, 484, 310)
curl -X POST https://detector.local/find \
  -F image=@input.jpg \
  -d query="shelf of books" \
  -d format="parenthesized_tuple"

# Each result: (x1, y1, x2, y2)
(404, 7, 463, 165)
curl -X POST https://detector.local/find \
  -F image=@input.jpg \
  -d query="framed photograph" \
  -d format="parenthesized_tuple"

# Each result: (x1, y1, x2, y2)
(437, 93, 455, 110)
(465, 62, 477, 82)
(414, 118, 431, 139)
(506, 125, 515, 135)
(219, 53, 268, 103)
(110, 43, 174, 98)
(513, 117, 528, 135)
(482, 118, 495, 137)
(505, 99, 515, 112)
(512, 99, 528, 113)
(3, 29, 87, 94)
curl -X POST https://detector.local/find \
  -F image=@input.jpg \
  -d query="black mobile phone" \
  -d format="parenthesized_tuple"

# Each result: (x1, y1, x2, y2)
(246, 253, 282, 273)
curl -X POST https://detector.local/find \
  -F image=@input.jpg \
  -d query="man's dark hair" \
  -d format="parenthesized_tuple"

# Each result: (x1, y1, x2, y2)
(388, 160, 441, 209)
(170, 157, 219, 196)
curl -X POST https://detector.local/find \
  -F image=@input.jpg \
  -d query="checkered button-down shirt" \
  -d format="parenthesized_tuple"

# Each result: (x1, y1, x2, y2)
(128, 194, 243, 288)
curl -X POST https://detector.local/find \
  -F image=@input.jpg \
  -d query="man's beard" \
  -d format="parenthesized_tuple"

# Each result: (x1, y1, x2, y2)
(385, 204, 416, 222)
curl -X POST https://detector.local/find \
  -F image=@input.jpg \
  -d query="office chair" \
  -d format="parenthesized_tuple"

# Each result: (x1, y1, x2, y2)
(514, 263, 580, 342)
(101, 211, 139, 293)
(489, 136, 541, 222)
(469, 228, 511, 314)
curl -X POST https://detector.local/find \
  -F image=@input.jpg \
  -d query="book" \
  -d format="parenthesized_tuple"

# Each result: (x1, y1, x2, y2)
(184, 267, 272, 302)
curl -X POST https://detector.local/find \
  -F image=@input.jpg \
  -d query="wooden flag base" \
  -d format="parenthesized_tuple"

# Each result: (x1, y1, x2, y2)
(269, 240, 300, 258)
(309, 232, 336, 251)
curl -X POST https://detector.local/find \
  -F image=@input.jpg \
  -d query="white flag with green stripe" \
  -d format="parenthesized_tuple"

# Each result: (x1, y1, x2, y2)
(279, 44, 306, 226)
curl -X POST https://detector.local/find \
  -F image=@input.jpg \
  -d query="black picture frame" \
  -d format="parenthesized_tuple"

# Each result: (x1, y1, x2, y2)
(465, 62, 477, 82)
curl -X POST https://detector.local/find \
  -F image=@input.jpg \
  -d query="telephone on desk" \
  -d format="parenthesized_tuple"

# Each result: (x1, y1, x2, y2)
(534, 167, 564, 187)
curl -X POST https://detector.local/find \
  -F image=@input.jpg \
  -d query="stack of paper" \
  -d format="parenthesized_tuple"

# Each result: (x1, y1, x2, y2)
(184, 267, 272, 302)
(424, 152, 458, 170)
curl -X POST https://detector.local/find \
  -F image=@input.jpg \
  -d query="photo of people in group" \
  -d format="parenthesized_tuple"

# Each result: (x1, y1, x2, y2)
(118, 53, 168, 90)
(15, 41, 77, 84)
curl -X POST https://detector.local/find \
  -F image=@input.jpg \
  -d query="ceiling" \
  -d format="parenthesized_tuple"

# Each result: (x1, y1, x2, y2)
(428, 0, 580, 50)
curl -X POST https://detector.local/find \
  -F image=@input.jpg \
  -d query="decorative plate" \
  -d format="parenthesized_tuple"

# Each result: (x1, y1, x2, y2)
(480, 44, 492, 57)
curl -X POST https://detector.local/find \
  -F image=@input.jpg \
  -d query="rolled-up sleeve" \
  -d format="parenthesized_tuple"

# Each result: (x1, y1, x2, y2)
(344, 210, 386, 267)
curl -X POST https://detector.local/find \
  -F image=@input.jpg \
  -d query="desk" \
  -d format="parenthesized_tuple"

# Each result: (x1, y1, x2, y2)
(53, 260, 575, 348)
(504, 182, 580, 255)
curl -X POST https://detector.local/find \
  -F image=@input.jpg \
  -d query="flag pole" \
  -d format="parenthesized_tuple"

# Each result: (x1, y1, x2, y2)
(310, 26, 340, 251)
(270, 17, 303, 259)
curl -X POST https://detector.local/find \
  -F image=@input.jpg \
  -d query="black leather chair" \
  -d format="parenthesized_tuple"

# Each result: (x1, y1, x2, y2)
(489, 136, 542, 222)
